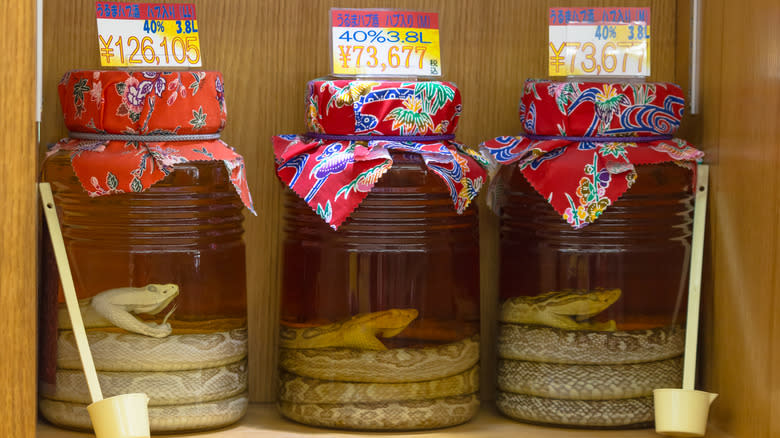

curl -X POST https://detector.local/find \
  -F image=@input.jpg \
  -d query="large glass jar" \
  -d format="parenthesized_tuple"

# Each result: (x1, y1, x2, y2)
(38, 71, 254, 433)
(273, 79, 487, 431)
(481, 80, 704, 428)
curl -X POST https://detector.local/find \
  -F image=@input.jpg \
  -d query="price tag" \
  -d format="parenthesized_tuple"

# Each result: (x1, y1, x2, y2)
(96, 2, 201, 68)
(548, 7, 650, 77)
(331, 9, 442, 77)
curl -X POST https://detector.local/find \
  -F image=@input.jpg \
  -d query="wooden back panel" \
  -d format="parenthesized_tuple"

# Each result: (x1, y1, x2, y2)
(1, 2, 38, 438)
(691, 0, 780, 436)
(40, 0, 679, 403)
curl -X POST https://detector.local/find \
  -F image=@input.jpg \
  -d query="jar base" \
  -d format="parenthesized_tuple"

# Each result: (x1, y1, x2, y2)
(39, 392, 248, 433)
(278, 394, 479, 431)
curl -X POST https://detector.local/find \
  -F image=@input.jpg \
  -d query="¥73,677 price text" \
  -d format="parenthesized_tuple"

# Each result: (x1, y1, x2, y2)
(99, 34, 200, 67)
(549, 41, 648, 76)
(336, 45, 429, 73)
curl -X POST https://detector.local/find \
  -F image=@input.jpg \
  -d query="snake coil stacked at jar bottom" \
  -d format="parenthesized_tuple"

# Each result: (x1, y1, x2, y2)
(39, 71, 253, 433)
(481, 80, 704, 428)
(273, 79, 488, 430)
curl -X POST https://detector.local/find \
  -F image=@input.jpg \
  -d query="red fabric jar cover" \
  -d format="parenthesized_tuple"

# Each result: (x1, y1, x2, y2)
(479, 80, 703, 228)
(273, 79, 489, 229)
(51, 70, 254, 213)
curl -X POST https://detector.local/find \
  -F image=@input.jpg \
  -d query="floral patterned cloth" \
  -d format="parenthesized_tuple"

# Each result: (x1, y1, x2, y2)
(273, 80, 488, 229)
(480, 80, 703, 228)
(50, 71, 254, 213)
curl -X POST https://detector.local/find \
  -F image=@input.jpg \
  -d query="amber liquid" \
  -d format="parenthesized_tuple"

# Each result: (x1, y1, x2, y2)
(498, 162, 694, 330)
(39, 152, 247, 385)
(281, 152, 480, 347)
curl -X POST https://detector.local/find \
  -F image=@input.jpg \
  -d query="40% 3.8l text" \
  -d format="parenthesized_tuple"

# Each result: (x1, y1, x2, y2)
(337, 29, 432, 44)
(143, 19, 199, 34)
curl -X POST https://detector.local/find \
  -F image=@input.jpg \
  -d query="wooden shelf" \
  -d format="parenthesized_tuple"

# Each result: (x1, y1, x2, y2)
(37, 403, 729, 437)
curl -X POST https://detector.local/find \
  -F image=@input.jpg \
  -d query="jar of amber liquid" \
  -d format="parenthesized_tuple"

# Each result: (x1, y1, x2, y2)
(274, 79, 486, 431)
(38, 71, 252, 432)
(481, 80, 704, 428)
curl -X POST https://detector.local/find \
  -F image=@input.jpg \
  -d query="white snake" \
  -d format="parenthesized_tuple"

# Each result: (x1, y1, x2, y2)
(40, 393, 248, 432)
(496, 392, 654, 428)
(40, 284, 248, 432)
(278, 394, 480, 431)
(497, 289, 684, 427)
(278, 309, 480, 429)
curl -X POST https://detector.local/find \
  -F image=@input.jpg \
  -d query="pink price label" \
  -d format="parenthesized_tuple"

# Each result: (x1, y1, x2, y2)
(549, 7, 650, 25)
(96, 2, 196, 20)
(331, 9, 438, 29)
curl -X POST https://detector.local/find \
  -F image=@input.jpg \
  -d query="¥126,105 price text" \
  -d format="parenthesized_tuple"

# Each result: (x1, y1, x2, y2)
(99, 35, 200, 66)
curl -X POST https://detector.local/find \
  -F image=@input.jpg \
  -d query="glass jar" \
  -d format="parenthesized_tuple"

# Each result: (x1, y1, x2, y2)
(273, 79, 487, 431)
(38, 71, 253, 433)
(481, 80, 704, 428)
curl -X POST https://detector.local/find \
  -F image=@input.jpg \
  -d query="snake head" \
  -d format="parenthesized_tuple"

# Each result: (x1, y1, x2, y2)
(133, 283, 180, 314)
(373, 308, 419, 338)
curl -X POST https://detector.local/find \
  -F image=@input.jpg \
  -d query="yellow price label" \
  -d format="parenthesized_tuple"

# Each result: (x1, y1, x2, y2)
(331, 9, 442, 77)
(548, 7, 650, 77)
(96, 2, 202, 68)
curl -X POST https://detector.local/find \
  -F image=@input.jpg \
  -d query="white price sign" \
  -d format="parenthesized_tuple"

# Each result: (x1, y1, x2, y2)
(331, 9, 442, 77)
(549, 7, 650, 77)
(96, 2, 201, 68)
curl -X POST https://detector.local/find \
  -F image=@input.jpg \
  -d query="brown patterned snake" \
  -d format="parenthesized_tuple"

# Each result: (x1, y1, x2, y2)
(497, 289, 683, 427)
(278, 309, 480, 430)
(39, 284, 248, 432)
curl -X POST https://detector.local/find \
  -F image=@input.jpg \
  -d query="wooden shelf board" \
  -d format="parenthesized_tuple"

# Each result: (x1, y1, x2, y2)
(37, 403, 729, 437)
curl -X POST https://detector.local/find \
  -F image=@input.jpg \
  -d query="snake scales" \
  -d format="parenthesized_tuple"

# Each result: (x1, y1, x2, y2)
(497, 289, 684, 427)
(40, 284, 248, 432)
(278, 309, 480, 430)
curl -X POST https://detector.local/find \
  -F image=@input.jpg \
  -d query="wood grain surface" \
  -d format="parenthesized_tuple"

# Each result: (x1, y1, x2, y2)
(37, 402, 734, 438)
(39, 0, 680, 404)
(1, 1, 38, 438)
(693, 0, 780, 437)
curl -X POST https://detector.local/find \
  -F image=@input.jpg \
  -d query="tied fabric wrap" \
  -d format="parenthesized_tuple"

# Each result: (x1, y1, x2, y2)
(51, 70, 254, 213)
(273, 79, 489, 229)
(479, 80, 703, 228)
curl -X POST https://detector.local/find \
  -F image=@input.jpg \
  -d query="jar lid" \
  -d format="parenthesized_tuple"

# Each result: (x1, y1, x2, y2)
(58, 71, 226, 134)
(519, 80, 684, 137)
(480, 80, 703, 229)
(52, 71, 254, 213)
(306, 79, 461, 136)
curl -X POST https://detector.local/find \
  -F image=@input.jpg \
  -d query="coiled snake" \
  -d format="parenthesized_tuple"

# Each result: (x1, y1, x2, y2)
(39, 284, 248, 432)
(497, 289, 684, 427)
(278, 309, 480, 430)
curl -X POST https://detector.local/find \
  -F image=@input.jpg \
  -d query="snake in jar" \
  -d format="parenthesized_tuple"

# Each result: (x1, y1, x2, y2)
(41, 284, 248, 431)
(278, 309, 480, 430)
(497, 288, 684, 427)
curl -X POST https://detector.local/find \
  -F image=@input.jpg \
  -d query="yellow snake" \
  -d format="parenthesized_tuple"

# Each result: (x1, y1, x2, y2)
(40, 284, 247, 432)
(497, 289, 683, 427)
(278, 309, 480, 430)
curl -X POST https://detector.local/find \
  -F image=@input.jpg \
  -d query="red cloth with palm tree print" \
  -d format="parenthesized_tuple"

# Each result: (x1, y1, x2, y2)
(480, 80, 703, 228)
(50, 70, 254, 213)
(273, 79, 489, 229)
